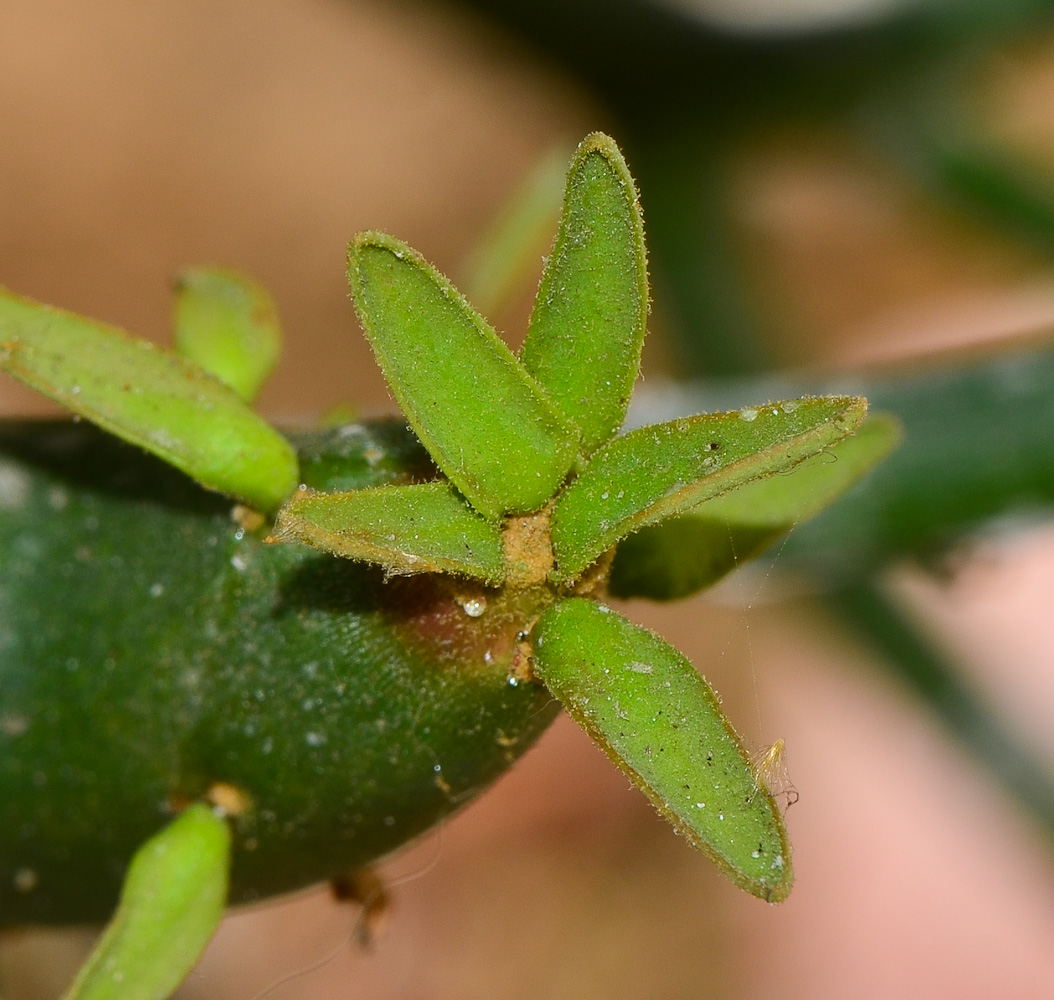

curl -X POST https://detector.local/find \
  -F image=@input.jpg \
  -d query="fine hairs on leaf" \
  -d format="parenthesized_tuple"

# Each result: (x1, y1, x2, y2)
(347, 231, 580, 520)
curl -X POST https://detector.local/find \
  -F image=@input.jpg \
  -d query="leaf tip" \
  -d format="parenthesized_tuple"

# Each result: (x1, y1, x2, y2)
(577, 130, 619, 154)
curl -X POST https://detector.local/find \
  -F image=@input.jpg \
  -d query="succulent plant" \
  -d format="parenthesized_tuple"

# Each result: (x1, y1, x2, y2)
(0, 133, 894, 998)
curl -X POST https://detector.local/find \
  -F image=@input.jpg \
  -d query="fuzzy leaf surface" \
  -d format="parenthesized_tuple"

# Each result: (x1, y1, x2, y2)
(0, 288, 298, 513)
(62, 804, 229, 1000)
(521, 132, 648, 452)
(552, 395, 866, 581)
(609, 413, 901, 599)
(275, 481, 505, 583)
(532, 599, 792, 902)
(348, 232, 579, 520)
(173, 268, 281, 404)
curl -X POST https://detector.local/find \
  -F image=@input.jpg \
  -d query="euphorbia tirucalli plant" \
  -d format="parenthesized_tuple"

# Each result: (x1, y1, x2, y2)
(0, 133, 896, 998)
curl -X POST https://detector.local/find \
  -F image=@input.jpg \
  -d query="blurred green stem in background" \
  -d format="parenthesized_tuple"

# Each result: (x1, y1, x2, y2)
(831, 581, 1054, 833)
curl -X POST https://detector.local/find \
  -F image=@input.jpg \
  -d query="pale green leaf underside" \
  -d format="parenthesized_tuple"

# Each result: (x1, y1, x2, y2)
(532, 599, 792, 902)
(173, 267, 282, 404)
(348, 233, 580, 521)
(551, 395, 867, 581)
(608, 413, 902, 599)
(275, 481, 505, 583)
(689, 412, 902, 526)
(521, 132, 648, 453)
(62, 804, 230, 1000)
(0, 288, 299, 513)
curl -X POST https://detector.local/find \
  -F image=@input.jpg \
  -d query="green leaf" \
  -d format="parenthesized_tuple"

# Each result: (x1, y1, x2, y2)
(0, 288, 299, 513)
(173, 267, 282, 404)
(691, 412, 900, 525)
(608, 517, 781, 603)
(347, 232, 580, 520)
(551, 395, 867, 581)
(521, 132, 649, 452)
(609, 413, 901, 599)
(62, 804, 230, 1000)
(275, 481, 505, 583)
(532, 599, 792, 902)
(460, 143, 569, 318)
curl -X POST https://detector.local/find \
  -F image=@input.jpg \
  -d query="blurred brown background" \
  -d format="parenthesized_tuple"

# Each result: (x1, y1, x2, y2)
(3, 2, 1054, 998)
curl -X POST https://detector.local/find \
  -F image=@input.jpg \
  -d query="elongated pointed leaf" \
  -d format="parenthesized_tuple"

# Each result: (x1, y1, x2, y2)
(532, 599, 792, 902)
(62, 804, 230, 1000)
(521, 133, 648, 452)
(173, 267, 281, 404)
(0, 288, 298, 513)
(460, 143, 569, 318)
(691, 412, 899, 526)
(552, 395, 866, 581)
(348, 233, 579, 520)
(275, 481, 505, 583)
(610, 413, 901, 599)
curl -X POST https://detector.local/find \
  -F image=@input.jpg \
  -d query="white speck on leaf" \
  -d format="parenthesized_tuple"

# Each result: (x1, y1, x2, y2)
(0, 464, 29, 510)
(1, 714, 29, 737)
